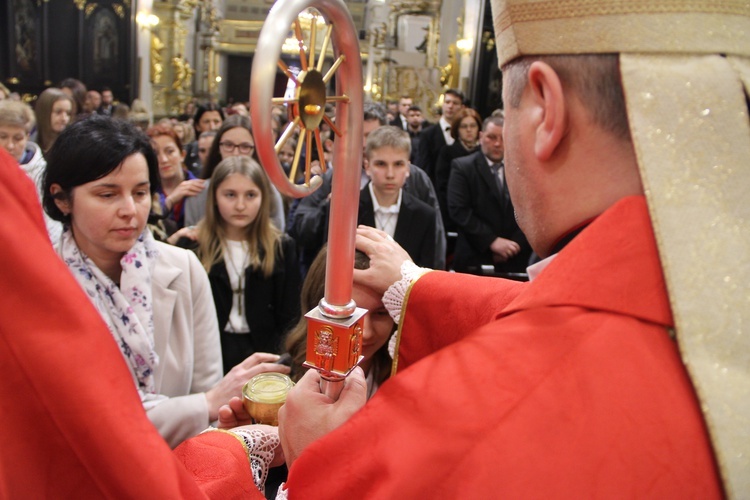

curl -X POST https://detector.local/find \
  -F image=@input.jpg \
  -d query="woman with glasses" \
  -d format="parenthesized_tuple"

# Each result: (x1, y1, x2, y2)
(434, 107, 483, 234)
(146, 124, 205, 235)
(183, 115, 285, 232)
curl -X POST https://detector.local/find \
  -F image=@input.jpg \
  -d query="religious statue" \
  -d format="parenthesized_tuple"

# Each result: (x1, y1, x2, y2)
(439, 44, 459, 90)
(150, 35, 164, 84)
(172, 55, 187, 91)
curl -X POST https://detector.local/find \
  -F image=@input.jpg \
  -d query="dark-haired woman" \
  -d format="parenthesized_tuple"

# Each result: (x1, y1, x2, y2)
(42, 115, 289, 448)
(434, 107, 483, 233)
(184, 103, 224, 175)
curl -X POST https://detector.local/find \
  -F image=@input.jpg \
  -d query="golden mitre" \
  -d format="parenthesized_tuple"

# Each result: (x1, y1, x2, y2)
(489, 1, 750, 497)
(491, 1, 750, 66)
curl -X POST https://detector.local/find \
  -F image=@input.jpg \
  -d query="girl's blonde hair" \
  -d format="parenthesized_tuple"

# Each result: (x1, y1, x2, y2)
(197, 156, 281, 277)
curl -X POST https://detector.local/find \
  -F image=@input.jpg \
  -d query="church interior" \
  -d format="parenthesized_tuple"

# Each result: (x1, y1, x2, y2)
(1, 0, 501, 120)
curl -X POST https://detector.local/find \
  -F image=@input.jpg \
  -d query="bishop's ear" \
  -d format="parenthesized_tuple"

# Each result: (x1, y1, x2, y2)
(49, 184, 71, 216)
(527, 61, 566, 161)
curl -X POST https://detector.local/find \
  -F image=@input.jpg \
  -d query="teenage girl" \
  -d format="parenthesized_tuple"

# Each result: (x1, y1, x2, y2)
(194, 155, 301, 373)
(284, 245, 394, 398)
(34, 88, 74, 154)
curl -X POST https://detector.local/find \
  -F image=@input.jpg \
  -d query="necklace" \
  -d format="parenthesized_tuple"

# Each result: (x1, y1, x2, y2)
(374, 209, 397, 235)
(225, 241, 250, 317)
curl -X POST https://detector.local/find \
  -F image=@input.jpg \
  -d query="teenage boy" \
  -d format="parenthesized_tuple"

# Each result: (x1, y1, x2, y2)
(360, 126, 436, 268)
(293, 125, 436, 270)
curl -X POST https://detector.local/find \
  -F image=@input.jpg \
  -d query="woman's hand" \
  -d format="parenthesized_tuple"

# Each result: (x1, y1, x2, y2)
(166, 225, 198, 245)
(205, 352, 291, 421)
(165, 179, 205, 209)
(217, 396, 252, 428)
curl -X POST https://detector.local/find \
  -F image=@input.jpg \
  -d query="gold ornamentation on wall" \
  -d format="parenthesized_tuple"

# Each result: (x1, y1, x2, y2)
(73, 0, 87, 10)
(171, 55, 193, 92)
(389, 0, 440, 15)
(151, 34, 165, 84)
(112, 3, 124, 18)
(439, 44, 459, 90)
(84, 3, 97, 17)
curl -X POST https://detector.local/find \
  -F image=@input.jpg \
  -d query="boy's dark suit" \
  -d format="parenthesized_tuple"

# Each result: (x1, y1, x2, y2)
(358, 185, 436, 269)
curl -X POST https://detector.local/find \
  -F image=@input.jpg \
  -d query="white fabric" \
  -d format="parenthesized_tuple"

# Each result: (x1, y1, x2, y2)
(20, 142, 63, 246)
(145, 242, 222, 447)
(384, 260, 430, 358)
(440, 116, 454, 145)
(368, 183, 402, 238)
(223, 240, 251, 334)
(58, 227, 166, 409)
(526, 253, 556, 282)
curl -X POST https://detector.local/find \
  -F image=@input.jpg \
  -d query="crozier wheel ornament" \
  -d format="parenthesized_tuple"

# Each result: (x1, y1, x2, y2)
(250, 0, 365, 398)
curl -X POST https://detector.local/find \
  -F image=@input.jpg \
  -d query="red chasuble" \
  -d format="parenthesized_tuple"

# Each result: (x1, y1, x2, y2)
(0, 149, 260, 499)
(285, 196, 722, 498)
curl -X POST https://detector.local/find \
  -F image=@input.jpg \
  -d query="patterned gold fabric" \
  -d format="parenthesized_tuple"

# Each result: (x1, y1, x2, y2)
(492, 0, 750, 67)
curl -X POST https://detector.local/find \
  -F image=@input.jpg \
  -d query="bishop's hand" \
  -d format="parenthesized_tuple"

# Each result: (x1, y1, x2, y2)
(278, 366, 367, 468)
(354, 225, 413, 296)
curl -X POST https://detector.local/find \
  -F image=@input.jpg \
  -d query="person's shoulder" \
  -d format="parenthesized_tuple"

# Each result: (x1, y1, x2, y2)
(402, 189, 435, 215)
(422, 122, 439, 135)
(279, 232, 297, 250)
(448, 141, 468, 155)
(408, 163, 430, 180)
(453, 150, 482, 169)
(155, 239, 200, 270)
(451, 155, 475, 170)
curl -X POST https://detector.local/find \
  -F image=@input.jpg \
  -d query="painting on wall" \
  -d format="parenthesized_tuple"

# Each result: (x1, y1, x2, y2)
(11, 0, 42, 81)
(92, 9, 119, 77)
(397, 14, 432, 54)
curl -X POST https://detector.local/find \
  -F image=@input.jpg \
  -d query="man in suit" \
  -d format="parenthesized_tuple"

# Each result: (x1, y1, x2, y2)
(415, 88, 464, 181)
(97, 87, 115, 116)
(360, 126, 436, 268)
(405, 105, 428, 164)
(389, 95, 412, 130)
(447, 114, 531, 274)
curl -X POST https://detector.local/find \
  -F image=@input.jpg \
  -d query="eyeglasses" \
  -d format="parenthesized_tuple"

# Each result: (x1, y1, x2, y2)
(219, 141, 255, 154)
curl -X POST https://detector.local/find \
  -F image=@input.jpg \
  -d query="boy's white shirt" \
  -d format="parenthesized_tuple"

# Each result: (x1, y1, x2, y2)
(368, 182, 402, 238)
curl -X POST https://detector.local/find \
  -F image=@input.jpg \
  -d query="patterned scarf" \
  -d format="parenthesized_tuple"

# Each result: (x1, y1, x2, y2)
(58, 227, 166, 408)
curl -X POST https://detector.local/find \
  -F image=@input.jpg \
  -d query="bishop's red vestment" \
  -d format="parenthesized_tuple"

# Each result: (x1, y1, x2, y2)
(284, 196, 722, 498)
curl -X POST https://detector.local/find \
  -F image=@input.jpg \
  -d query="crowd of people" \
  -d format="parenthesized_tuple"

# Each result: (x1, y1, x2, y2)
(2, 0, 747, 495)
(1, 73, 531, 278)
